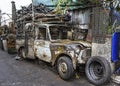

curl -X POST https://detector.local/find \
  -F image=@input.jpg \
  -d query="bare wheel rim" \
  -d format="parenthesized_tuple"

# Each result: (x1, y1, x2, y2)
(89, 61, 104, 80)
(59, 62, 68, 74)
(22, 49, 26, 58)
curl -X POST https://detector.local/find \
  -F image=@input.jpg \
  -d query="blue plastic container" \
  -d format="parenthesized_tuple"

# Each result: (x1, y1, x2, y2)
(112, 32, 120, 62)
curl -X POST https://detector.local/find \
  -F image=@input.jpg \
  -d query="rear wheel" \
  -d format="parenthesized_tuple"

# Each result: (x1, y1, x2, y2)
(85, 56, 111, 85)
(57, 56, 74, 80)
(19, 48, 26, 59)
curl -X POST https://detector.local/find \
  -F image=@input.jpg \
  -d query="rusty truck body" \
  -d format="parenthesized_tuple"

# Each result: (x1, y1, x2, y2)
(16, 22, 91, 79)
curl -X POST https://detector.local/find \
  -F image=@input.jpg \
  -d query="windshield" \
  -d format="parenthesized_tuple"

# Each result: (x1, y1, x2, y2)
(49, 26, 72, 40)
(49, 25, 88, 41)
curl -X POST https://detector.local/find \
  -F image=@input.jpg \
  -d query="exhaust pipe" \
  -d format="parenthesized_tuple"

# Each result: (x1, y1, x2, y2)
(11, 1, 17, 25)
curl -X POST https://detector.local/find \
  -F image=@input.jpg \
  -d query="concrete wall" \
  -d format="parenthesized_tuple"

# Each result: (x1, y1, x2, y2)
(92, 37, 112, 62)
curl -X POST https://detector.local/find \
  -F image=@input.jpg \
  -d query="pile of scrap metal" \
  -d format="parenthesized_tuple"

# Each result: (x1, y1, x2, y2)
(0, 25, 10, 51)
(16, 3, 64, 23)
(15, 2, 70, 40)
(15, 3, 67, 38)
(6, 34, 16, 54)
(17, 3, 52, 18)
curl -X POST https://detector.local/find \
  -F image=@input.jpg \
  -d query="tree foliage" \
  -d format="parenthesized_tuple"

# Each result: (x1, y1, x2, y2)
(52, 0, 101, 14)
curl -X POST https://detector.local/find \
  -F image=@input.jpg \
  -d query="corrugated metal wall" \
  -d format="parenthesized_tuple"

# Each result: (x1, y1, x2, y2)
(91, 7, 109, 43)
(70, 8, 91, 29)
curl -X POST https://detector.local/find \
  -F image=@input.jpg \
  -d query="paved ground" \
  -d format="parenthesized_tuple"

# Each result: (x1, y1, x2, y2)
(0, 50, 119, 86)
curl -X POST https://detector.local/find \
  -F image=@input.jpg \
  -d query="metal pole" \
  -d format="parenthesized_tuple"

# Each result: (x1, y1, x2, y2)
(32, 0, 35, 24)
(11, 1, 16, 25)
(32, 0, 35, 39)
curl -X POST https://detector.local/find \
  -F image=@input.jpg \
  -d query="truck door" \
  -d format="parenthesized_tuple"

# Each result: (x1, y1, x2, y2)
(34, 26, 51, 62)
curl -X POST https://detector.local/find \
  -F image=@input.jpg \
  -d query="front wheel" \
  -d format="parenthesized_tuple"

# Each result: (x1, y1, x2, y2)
(19, 48, 26, 59)
(57, 56, 74, 80)
(85, 56, 111, 85)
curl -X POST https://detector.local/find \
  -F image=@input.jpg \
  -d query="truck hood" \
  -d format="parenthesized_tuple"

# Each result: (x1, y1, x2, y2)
(51, 40, 91, 48)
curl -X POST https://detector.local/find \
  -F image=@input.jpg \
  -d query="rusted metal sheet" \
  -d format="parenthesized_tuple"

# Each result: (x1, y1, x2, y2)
(91, 7, 109, 43)
(70, 8, 91, 29)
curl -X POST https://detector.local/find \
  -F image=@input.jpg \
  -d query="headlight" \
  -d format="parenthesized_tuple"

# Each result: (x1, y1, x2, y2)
(68, 45, 81, 55)
(67, 44, 81, 55)
(81, 48, 91, 60)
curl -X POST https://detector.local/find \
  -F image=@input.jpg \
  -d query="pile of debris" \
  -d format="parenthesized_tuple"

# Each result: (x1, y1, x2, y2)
(16, 3, 53, 21)
(16, 3, 67, 25)
(15, 3, 67, 39)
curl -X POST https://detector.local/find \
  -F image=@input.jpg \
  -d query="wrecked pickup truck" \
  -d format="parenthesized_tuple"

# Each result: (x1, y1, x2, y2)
(16, 22, 113, 86)
(16, 23, 91, 80)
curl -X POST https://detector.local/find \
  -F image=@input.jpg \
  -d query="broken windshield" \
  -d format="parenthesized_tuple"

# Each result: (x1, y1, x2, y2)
(49, 26, 72, 40)
(49, 25, 88, 41)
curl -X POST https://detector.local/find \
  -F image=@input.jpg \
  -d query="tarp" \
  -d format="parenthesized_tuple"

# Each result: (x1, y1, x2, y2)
(33, 0, 92, 9)
(33, 0, 53, 5)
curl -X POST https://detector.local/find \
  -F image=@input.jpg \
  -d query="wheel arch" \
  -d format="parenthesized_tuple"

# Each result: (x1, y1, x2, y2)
(18, 46, 25, 55)
(52, 53, 76, 69)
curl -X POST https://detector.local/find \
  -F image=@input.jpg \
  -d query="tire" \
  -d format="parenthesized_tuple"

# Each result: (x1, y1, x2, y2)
(85, 56, 111, 85)
(57, 56, 74, 80)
